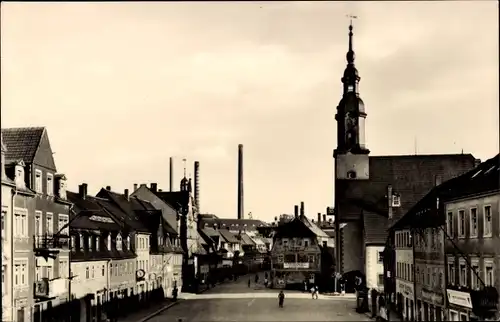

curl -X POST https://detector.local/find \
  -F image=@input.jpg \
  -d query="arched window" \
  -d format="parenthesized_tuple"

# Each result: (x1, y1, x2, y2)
(116, 234, 123, 251)
(107, 235, 112, 250)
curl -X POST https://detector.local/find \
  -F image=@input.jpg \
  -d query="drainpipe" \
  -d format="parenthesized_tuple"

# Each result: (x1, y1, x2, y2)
(11, 188, 17, 321)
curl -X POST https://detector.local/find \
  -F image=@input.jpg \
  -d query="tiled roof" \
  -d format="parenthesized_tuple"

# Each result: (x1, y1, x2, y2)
(393, 154, 500, 230)
(218, 229, 240, 244)
(1, 127, 45, 163)
(239, 232, 256, 246)
(96, 189, 149, 233)
(274, 217, 318, 239)
(338, 153, 477, 244)
(67, 191, 124, 232)
(202, 227, 220, 238)
(301, 216, 329, 238)
(153, 191, 189, 211)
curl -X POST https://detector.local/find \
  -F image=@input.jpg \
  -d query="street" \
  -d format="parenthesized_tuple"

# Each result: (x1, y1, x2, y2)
(141, 275, 370, 322)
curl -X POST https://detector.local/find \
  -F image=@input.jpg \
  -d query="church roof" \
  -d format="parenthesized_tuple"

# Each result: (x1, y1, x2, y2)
(339, 153, 477, 244)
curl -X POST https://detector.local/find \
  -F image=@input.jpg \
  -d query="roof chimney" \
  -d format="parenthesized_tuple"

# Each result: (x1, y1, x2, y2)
(124, 189, 129, 201)
(323, 214, 326, 222)
(169, 157, 174, 192)
(317, 213, 321, 223)
(294, 205, 299, 218)
(300, 202, 305, 217)
(474, 159, 482, 168)
(133, 183, 138, 191)
(106, 186, 111, 191)
(151, 183, 158, 192)
(79, 183, 88, 199)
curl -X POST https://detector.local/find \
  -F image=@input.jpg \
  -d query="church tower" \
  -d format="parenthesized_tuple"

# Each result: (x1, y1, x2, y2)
(334, 22, 370, 180)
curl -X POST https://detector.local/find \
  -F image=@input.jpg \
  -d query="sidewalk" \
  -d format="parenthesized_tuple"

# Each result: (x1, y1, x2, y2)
(119, 299, 181, 322)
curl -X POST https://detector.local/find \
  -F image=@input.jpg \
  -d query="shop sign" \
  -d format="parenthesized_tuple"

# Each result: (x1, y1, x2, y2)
(283, 262, 309, 269)
(447, 289, 472, 309)
(421, 288, 444, 305)
(397, 280, 414, 297)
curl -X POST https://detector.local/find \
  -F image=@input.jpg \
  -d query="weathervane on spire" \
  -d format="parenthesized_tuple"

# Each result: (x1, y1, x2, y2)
(346, 14, 358, 26)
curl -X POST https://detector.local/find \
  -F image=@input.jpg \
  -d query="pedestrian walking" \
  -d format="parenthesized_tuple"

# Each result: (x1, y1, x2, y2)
(303, 281, 308, 293)
(314, 285, 319, 299)
(278, 291, 285, 308)
(264, 278, 268, 287)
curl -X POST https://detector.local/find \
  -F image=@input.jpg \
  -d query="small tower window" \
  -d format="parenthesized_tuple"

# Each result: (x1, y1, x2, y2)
(347, 85, 354, 92)
(347, 170, 357, 179)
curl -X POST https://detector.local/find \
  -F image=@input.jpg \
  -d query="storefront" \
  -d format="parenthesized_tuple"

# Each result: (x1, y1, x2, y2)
(396, 279, 415, 321)
(446, 289, 472, 321)
(417, 287, 445, 321)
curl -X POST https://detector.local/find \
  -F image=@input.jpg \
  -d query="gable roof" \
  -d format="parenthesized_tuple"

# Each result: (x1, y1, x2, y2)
(338, 153, 477, 244)
(130, 196, 178, 235)
(153, 191, 189, 211)
(274, 217, 318, 239)
(1, 127, 45, 163)
(393, 154, 500, 230)
(218, 229, 240, 244)
(301, 216, 329, 238)
(96, 189, 149, 233)
(239, 232, 256, 246)
(67, 191, 124, 232)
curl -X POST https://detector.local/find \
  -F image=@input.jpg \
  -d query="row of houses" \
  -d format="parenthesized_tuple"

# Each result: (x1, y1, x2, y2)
(384, 154, 500, 321)
(1, 127, 270, 322)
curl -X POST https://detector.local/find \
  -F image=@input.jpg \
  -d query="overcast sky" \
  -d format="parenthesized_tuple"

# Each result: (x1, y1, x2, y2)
(2, 2, 498, 222)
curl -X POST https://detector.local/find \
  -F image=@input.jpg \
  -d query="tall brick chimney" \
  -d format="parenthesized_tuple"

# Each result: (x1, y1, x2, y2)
(124, 189, 129, 201)
(150, 183, 157, 192)
(237, 144, 244, 220)
(194, 161, 200, 212)
(169, 157, 174, 192)
(322, 214, 326, 222)
(317, 213, 321, 223)
(300, 202, 305, 217)
(106, 186, 111, 191)
(133, 183, 138, 191)
(294, 205, 299, 218)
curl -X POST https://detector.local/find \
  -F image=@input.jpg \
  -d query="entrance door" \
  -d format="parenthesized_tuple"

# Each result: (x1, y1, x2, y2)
(17, 308, 25, 322)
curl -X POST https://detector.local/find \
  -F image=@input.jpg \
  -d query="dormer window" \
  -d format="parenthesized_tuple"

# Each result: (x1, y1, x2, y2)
(88, 236, 92, 251)
(47, 173, 54, 196)
(79, 234, 84, 251)
(96, 236, 100, 251)
(107, 235, 112, 250)
(347, 170, 357, 179)
(116, 234, 122, 251)
(127, 236, 131, 250)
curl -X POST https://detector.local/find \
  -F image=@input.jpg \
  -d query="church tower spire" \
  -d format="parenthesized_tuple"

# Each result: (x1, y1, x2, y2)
(334, 20, 370, 180)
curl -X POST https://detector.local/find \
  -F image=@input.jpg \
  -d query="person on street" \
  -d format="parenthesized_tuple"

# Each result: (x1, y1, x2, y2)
(248, 278, 251, 288)
(314, 285, 319, 299)
(278, 291, 285, 308)
(264, 277, 268, 287)
(255, 274, 259, 284)
(172, 286, 178, 301)
(303, 281, 308, 293)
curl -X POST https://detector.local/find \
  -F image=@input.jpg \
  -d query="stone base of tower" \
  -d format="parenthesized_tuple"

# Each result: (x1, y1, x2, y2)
(338, 220, 365, 275)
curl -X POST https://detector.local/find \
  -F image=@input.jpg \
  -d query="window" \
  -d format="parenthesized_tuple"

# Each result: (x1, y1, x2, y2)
(88, 236, 92, 251)
(47, 267, 53, 280)
(58, 214, 69, 235)
(46, 213, 53, 235)
(458, 210, 465, 237)
(470, 208, 478, 237)
(86, 267, 89, 279)
(14, 264, 20, 286)
(460, 313, 468, 321)
(102, 265, 105, 276)
(378, 251, 384, 263)
(35, 211, 42, 237)
(70, 235, 76, 251)
(471, 259, 480, 290)
(14, 261, 28, 286)
(459, 261, 467, 287)
(47, 173, 54, 196)
(1, 265, 5, 294)
(92, 266, 95, 278)
(378, 274, 384, 286)
(116, 234, 122, 251)
(35, 169, 42, 193)
(96, 237, 100, 251)
(14, 210, 28, 238)
(304, 239, 309, 247)
(447, 212, 454, 237)
(484, 206, 492, 237)
(1, 211, 5, 238)
(107, 235, 112, 250)
(485, 260, 494, 287)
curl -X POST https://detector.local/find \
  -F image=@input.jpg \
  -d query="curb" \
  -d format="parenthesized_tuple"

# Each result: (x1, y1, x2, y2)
(135, 300, 182, 322)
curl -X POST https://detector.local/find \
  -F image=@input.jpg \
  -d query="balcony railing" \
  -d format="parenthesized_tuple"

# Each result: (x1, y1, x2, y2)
(34, 235, 69, 250)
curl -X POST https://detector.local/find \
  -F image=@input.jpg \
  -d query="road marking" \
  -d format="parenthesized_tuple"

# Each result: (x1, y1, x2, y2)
(247, 298, 256, 307)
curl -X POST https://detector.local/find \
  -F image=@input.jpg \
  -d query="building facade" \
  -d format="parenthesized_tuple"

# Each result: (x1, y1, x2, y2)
(2, 127, 72, 322)
(394, 229, 415, 321)
(444, 155, 500, 321)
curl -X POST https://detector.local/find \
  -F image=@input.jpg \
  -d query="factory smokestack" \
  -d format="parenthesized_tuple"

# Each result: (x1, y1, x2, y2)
(237, 144, 244, 220)
(194, 161, 200, 212)
(169, 157, 174, 192)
